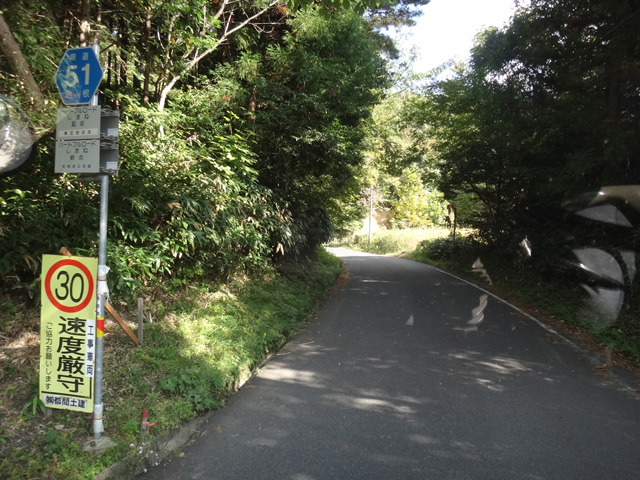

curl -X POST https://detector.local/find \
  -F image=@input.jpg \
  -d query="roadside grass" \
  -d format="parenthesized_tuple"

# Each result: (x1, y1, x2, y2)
(336, 227, 473, 255)
(0, 247, 341, 480)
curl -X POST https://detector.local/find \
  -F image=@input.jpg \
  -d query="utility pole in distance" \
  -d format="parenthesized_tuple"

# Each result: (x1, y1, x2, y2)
(368, 186, 373, 246)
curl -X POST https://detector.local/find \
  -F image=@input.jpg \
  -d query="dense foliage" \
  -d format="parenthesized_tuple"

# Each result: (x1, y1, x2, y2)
(393, 0, 640, 345)
(405, 0, 640, 256)
(0, 1, 425, 302)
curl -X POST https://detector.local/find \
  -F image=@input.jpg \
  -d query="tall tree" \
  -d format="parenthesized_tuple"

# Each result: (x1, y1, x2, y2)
(0, 13, 44, 107)
(246, 8, 390, 248)
(407, 0, 640, 247)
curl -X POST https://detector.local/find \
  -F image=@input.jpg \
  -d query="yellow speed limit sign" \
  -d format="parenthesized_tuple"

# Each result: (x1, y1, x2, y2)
(40, 255, 97, 412)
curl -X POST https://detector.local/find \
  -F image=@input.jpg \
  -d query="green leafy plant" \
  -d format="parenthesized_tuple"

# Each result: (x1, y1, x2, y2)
(21, 394, 45, 418)
(418, 236, 474, 261)
(2, 364, 17, 380)
(43, 429, 66, 458)
(158, 366, 224, 412)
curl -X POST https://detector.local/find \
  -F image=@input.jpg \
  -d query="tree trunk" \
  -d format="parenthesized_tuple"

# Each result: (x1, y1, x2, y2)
(119, 17, 128, 90)
(0, 13, 44, 107)
(143, 7, 152, 103)
(249, 85, 258, 120)
(79, 0, 91, 47)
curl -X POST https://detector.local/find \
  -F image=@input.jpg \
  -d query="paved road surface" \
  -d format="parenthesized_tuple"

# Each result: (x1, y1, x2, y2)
(142, 248, 640, 479)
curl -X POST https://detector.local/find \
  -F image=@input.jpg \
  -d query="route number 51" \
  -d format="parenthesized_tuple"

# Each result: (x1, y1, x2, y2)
(62, 64, 91, 88)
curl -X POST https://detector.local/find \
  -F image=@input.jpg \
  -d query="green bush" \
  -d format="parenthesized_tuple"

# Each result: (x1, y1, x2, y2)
(347, 228, 457, 255)
(418, 236, 474, 261)
(1, 106, 297, 305)
(0, 134, 100, 299)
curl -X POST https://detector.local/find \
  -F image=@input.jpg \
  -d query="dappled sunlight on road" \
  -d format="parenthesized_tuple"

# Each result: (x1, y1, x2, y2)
(145, 246, 640, 480)
(447, 350, 534, 392)
(229, 333, 633, 478)
(253, 339, 566, 439)
(236, 343, 540, 477)
(449, 351, 532, 375)
(257, 367, 328, 389)
(323, 394, 418, 415)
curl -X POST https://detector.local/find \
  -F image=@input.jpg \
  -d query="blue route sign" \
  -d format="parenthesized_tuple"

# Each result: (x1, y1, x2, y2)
(55, 47, 103, 105)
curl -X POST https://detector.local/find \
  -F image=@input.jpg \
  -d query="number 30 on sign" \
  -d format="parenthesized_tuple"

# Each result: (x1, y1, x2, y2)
(43, 256, 96, 314)
(40, 255, 98, 412)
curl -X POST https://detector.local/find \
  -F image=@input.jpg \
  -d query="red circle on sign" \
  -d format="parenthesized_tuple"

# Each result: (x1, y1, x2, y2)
(44, 259, 95, 313)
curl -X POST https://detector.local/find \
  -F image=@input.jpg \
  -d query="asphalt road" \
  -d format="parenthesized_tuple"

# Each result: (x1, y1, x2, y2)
(141, 248, 640, 479)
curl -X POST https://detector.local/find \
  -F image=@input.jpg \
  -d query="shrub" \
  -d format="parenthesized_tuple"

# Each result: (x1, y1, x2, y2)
(418, 236, 474, 261)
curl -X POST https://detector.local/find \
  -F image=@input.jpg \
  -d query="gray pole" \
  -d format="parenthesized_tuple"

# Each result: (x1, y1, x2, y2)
(91, 42, 108, 442)
(94, 174, 108, 440)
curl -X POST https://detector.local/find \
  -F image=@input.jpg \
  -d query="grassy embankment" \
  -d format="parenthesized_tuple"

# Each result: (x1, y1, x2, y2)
(0, 248, 340, 480)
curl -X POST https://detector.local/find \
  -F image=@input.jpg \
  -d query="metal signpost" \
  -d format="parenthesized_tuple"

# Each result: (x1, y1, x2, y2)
(44, 43, 117, 451)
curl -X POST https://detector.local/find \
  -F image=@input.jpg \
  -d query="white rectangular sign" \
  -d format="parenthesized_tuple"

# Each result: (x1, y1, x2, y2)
(56, 106, 101, 140)
(55, 139, 100, 173)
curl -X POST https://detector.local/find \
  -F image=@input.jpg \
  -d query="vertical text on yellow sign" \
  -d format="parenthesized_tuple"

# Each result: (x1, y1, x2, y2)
(39, 255, 98, 412)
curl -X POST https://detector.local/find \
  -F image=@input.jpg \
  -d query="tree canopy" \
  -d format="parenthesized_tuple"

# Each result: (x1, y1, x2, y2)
(404, 0, 640, 250)
(0, 1, 427, 301)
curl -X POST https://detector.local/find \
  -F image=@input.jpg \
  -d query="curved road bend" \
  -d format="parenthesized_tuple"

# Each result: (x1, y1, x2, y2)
(142, 248, 640, 480)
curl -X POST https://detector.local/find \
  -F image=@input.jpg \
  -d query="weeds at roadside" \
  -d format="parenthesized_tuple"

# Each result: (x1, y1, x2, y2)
(0, 247, 340, 480)
(335, 227, 473, 255)
(20, 392, 46, 418)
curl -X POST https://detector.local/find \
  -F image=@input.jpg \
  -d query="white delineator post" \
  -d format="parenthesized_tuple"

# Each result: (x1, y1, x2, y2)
(368, 186, 373, 246)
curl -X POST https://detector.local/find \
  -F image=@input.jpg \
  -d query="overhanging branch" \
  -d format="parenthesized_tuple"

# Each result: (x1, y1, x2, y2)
(158, 0, 279, 113)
